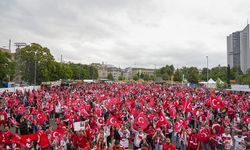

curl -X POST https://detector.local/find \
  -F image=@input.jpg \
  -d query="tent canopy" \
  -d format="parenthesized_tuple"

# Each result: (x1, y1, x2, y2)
(207, 78, 216, 84)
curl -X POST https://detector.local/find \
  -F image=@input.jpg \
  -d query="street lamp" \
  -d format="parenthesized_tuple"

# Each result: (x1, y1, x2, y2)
(206, 56, 209, 83)
(34, 52, 37, 85)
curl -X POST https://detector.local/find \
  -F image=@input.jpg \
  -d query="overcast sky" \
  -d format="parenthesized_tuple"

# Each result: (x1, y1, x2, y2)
(0, 0, 249, 69)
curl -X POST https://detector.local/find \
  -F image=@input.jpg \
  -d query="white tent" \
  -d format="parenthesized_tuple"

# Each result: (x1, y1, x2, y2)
(207, 78, 216, 88)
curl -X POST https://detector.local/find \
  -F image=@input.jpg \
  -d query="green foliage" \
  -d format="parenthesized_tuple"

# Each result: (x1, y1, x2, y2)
(200, 68, 209, 81)
(133, 75, 139, 81)
(173, 69, 182, 81)
(0, 51, 15, 85)
(118, 75, 125, 80)
(107, 73, 114, 81)
(18, 43, 98, 84)
(186, 67, 199, 84)
(239, 68, 250, 85)
(156, 65, 174, 80)
(216, 78, 228, 89)
(143, 74, 150, 81)
(19, 43, 55, 84)
(209, 65, 227, 82)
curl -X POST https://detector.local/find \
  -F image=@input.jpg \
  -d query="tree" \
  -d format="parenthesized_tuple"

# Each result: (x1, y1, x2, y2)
(230, 66, 243, 83)
(107, 73, 114, 81)
(118, 75, 125, 80)
(173, 69, 182, 82)
(157, 65, 175, 80)
(0, 51, 16, 85)
(209, 65, 227, 82)
(200, 68, 209, 81)
(186, 67, 199, 84)
(133, 75, 139, 81)
(143, 74, 150, 81)
(239, 68, 250, 85)
(19, 43, 56, 84)
(89, 66, 98, 79)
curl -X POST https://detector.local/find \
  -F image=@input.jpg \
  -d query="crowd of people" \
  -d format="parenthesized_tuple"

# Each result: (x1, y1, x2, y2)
(0, 83, 249, 150)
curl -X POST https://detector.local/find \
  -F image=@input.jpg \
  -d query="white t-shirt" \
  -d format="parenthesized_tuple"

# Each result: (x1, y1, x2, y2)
(133, 131, 144, 147)
(118, 128, 130, 148)
(234, 135, 246, 150)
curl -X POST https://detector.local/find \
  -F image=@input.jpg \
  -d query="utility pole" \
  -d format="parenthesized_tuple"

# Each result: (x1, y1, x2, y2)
(8, 39, 11, 51)
(34, 52, 37, 85)
(206, 56, 209, 86)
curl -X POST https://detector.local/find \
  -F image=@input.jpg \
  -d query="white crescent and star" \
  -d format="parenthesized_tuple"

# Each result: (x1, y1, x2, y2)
(138, 117, 144, 124)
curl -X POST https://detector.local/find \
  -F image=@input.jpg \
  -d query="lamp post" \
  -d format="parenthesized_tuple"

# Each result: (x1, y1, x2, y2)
(34, 52, 37, 85)
(206, 56, 209, 84)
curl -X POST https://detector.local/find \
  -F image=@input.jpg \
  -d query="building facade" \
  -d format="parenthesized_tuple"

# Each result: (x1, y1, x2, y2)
(227, 24, 250, 73)
(124, 67, 155, 80)
(107, 67, 122, 81)
(91, 63, 108, 79)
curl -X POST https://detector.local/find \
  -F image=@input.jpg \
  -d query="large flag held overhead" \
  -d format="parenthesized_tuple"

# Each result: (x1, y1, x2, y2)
(134, 113, 150, 130)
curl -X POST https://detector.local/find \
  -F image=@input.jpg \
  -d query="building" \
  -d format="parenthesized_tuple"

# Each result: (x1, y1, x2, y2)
(124, 67, 155, 80)
(107, 67, 122, 81)
(227, 24, 250, 73)
(240, 25, 250, 73)
(0, 47, 11, 53)
(91, 63, 108, 79)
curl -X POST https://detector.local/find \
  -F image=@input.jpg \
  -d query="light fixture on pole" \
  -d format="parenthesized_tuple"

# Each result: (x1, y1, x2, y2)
(206, 56, 209, 83)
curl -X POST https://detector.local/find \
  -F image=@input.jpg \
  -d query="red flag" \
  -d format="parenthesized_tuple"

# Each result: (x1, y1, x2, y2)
(17, 105, 26, 114)
(212, 123, 224, 134)
(192, 108, 200, 117)
(106, 116, 120, 127)
(36, 111, 48, 125)
(134, 113, 150, 130)
(210, 97, 224, 109)
(168, 108, 177, 118)
(18, 133, 38, 148)
(197, 128, 210, 142)
(174, 119, 183, 132)
(37, 131, 50, 148)
(182, 96, 193, 112)
(96, 117, 105, 126)
(243, 116, 250, 124)
(156, 112, 169, 128)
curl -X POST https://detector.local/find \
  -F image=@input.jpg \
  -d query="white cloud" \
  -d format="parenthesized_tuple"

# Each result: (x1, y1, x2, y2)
(0, 0, 250, 69)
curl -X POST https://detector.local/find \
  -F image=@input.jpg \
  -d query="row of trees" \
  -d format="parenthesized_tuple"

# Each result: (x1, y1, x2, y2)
(17, 43, 98, 85)
(156, 65, 250, 85)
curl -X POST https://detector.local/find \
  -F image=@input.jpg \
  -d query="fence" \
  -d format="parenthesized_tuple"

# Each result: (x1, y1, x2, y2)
(0, 86, 40, 93)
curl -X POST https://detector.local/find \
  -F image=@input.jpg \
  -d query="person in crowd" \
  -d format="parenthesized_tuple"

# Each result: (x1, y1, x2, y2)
(152, 128, 166, 150)
(162, 138, 176, 150)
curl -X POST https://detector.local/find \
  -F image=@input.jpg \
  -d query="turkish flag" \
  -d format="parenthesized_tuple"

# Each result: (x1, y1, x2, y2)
(174, 119, 183, 132)
(212, 123, 224, 134)
(156, 112, 169, 128)
(197, 128, 210, 142)
(96, 117, 105, 126)
(243, 116, 250, 124)
(36, 111, 48, 125)
(18, 133, 38, 148)
(210, 97, 224, 109)
(50, 129, 64, 141)
(182, 97, 193, 112)
(134, 113, 150, 130)
(37, 131, 50, 148)
(106, 116, 121, 127)
(192, 108, 200, 117)
(17, 105, 26, 114)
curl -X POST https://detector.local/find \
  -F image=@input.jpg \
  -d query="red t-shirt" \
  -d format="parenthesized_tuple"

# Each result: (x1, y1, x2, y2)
(163, 143, 176, 150)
